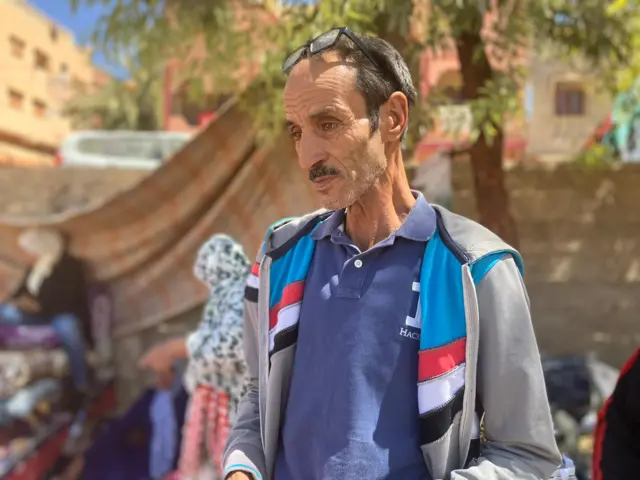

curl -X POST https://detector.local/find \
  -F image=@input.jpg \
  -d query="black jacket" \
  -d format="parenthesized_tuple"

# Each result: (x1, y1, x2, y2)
(11, 252, 93, 346)
(592, 348, 640, 480)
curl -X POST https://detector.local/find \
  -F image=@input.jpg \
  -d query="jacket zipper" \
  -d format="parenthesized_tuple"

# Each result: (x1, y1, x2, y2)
(458, 264, 479, 464)
(258, 255, 272, 451)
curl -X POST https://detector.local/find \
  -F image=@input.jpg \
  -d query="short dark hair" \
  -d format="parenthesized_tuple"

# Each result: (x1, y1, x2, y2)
(293, 32, 417, 135)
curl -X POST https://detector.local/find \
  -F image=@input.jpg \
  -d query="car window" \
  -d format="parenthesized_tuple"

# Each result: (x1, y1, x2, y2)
(165, 138, 189, 157)
(76, 136, 165, 161)
(77, 137, 111, 155)
(120, 137, 164, 160)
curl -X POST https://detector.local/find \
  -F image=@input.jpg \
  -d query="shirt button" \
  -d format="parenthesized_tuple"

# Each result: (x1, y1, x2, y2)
(354, 259, 363, 268)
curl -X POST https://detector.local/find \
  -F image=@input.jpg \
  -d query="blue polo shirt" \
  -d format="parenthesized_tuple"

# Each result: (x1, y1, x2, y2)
(273, 193, 436, 480)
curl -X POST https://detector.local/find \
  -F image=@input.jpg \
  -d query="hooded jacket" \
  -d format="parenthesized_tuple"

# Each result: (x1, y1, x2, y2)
(224, 206, 561, 480)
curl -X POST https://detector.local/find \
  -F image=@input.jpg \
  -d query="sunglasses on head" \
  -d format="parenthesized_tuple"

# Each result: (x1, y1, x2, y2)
(281, 26, 383, 73)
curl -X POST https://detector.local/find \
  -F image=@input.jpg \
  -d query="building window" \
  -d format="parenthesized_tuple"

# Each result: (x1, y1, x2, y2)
(33, 99, 47, 118)
(555, 82, 585, 116)
(50, 26, 59, 42)
(8, 89, 24, 110)
(9, 36, 25, 59)
(34, 49, 50, 71)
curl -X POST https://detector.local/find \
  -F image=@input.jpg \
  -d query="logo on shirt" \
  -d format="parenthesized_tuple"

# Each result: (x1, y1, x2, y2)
(399, 282, 421, 341)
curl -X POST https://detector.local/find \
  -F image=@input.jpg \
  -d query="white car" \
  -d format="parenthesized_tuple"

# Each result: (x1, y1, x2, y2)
(56, 131, 193, 169)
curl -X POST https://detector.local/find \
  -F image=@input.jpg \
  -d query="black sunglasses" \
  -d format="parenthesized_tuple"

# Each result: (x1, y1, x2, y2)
(282, 26, 383, 73)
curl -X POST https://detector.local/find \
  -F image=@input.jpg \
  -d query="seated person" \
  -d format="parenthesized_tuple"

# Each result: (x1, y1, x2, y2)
(0, 228, 92, 401)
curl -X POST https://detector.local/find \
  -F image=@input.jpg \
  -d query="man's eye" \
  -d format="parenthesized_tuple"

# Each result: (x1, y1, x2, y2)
(321, 122, 337, 132)
(290, 130, 301, 140)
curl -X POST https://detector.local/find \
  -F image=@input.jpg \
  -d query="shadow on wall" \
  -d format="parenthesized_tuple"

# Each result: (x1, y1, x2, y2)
(451, 161, 640, 368)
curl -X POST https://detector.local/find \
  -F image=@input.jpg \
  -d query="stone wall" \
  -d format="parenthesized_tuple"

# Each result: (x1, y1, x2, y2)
(452, 162, 640, 368)
(1, 162, 638, 405)
(114, 161, 640, 405)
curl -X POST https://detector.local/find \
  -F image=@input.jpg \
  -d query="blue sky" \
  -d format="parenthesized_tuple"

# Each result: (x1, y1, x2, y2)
(28, 0, 126, 77)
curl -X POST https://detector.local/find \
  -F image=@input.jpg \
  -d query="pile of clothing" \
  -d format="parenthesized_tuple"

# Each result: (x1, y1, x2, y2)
(0, 323, 108, 474)
(0, 325, 71, 465)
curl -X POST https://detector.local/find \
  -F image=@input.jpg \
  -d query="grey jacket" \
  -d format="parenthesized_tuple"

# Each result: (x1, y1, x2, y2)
(223, 206, 561, 479)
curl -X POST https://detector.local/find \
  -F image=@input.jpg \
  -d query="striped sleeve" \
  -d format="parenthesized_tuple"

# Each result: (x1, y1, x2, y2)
(244, 261, 260, 302)
(244, 218, 293, 303)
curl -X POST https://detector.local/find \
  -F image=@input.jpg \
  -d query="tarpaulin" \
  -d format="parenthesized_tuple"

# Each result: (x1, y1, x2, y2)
(0, 100, 318, 338)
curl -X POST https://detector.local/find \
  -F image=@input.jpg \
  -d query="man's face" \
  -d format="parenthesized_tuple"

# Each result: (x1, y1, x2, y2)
(284, 52, 387, 210)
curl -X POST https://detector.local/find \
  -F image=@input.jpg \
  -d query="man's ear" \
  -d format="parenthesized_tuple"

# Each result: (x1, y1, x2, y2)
(380, 92, 409, 142)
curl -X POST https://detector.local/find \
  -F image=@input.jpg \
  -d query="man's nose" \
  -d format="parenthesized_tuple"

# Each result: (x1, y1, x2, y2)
(297, 133, 325, 171)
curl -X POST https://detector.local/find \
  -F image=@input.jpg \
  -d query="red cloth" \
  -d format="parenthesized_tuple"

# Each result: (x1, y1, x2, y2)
(165, 385, 230, 479)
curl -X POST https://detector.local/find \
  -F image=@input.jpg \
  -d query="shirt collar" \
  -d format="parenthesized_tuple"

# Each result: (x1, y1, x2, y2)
(311, 209, 345, 240)
(311, 191, 436, 242)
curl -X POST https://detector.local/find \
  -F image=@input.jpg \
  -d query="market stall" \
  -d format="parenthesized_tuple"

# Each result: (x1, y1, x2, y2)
(0, 286, 115, 480)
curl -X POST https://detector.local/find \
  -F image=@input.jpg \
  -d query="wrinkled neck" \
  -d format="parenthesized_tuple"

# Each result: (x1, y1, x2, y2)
(345, 150, 414, 251)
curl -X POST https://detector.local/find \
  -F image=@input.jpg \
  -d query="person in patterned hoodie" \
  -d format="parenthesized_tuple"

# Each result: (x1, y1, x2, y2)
(140, 234, 250, 479)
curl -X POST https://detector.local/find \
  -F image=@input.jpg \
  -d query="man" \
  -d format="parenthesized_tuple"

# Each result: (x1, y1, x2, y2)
(592, 348, 640, 479)
(224, 27, 560, 480)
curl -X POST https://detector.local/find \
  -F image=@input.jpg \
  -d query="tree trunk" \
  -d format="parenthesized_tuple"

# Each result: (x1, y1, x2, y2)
(455, 30, 519, 248)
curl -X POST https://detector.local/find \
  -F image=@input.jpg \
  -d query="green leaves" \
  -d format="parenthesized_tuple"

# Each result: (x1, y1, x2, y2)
(69, 0, 640, 159)
(575, 143, 618, 167)
(62, 40, 164, 131)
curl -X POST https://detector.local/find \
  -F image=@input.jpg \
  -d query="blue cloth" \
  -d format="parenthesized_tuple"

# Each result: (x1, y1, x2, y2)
(274, 194, 436, 480)
(82, 386, 189, 480)
(149, 389, 178, 479)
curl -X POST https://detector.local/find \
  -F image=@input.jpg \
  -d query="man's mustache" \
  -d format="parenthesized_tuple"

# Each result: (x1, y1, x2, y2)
(309, 164, 340, 182)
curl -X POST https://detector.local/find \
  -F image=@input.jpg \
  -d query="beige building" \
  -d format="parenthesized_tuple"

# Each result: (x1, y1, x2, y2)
(525, 52, 612, 163)
(0, 0, 103, 166)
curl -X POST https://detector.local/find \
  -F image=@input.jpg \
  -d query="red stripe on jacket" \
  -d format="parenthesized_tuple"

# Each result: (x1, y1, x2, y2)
(268, 280, 305, 330)
(418, 337, 466, 382)
(251, 262, 260, 276)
